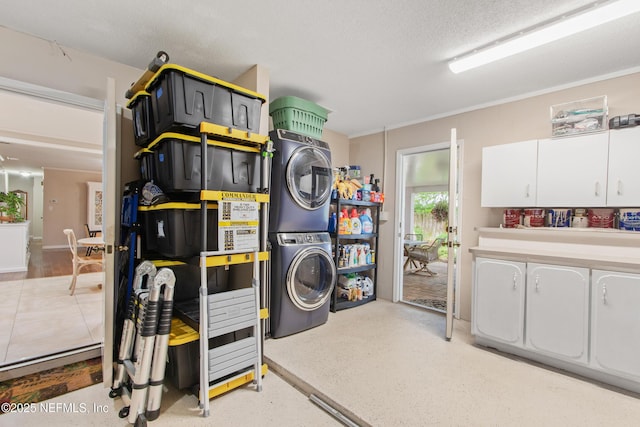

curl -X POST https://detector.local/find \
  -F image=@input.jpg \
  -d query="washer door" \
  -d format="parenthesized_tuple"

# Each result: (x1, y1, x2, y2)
(285, 146, 332, 210)
(286, 247, 336, 311)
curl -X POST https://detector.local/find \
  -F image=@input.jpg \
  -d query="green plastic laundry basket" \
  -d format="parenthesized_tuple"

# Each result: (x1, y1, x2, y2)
(269, 96, 329, 139)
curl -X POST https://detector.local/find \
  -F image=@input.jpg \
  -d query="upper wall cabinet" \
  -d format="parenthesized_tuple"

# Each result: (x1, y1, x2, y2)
(607, 127, 640, 207)
(536, 133, 609, 207)
(481, 140, 538, 207)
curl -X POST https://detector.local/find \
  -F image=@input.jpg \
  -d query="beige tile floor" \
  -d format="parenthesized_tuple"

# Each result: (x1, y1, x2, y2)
(0, 363, 338, 426)
(0, 273, 103, 366)
(3, 297, 640, 426)
(265, 300, 640, 427)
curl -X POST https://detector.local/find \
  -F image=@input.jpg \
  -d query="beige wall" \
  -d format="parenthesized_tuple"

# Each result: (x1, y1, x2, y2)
(43, 168, 102, 248)
(322, 128, 350, 169)
(350, 72, 640, 321)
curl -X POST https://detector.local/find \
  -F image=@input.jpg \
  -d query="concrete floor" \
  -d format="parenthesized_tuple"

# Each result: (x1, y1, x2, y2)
(3, 300, 640, 426)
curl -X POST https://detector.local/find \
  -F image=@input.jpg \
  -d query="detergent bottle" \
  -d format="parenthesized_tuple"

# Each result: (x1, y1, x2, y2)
(328, 212, 337, 233)
(338, 208, 352, 234)
(360, 208, 374, 234)
(350, 208, 362, 234)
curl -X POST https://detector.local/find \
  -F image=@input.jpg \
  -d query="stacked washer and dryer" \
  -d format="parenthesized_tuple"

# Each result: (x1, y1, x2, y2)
(268, 129, 337, 338)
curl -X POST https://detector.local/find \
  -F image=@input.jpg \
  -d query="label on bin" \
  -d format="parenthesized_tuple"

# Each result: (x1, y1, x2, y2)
(218, 201, 259, 251)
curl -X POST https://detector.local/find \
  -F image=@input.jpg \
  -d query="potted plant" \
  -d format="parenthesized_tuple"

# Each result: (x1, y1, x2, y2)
(431, 199, 449, 225)
(0, 192, 26, 223)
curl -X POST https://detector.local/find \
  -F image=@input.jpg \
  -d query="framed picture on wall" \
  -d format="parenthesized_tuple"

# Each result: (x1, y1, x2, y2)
(87, 181, 103, 232)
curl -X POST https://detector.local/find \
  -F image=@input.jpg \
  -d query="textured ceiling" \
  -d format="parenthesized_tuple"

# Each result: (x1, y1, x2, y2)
(1, 0, 640, 175)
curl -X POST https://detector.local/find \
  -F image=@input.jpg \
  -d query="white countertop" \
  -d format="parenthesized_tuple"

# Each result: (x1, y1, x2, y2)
(471, 226, 640, 272)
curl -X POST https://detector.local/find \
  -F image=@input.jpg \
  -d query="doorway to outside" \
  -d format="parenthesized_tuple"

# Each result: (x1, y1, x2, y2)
(396, 142, 460, 316)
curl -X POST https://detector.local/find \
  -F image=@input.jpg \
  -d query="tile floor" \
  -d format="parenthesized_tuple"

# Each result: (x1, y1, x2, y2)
(0, 273, 103, 366)
(4, 299, 640, 426)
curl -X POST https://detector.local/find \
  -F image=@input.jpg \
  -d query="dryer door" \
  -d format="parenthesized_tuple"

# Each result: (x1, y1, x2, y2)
(286, 247, 336, 311)
(285, 146, 332, 210)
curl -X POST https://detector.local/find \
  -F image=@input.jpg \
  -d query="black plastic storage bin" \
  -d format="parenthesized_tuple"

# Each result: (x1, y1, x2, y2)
(168, 260, 230, 302)
(142, 132, 261, 194)
(139, 202, 219, 258)
(128, 92, 156, 147)
(146, 64, 266, 136)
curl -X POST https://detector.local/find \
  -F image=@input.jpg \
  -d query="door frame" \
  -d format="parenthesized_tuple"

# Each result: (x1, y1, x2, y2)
(392, 139, 464, 320)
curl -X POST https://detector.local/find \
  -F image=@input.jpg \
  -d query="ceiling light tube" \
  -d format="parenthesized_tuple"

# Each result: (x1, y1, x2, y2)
(449, 0, 640, 73)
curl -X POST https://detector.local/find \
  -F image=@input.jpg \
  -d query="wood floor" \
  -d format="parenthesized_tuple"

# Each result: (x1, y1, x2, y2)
(0, 241, 103, 282)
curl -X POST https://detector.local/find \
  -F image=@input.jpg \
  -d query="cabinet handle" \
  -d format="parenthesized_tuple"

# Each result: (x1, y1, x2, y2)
(535, 275, 539, 292)
(525, 184, 530, 198)
(513, 272, 517, 289)
(617, 179, 623, 196)
(595, 182, 600, 197)
(602, 284, 607, 305)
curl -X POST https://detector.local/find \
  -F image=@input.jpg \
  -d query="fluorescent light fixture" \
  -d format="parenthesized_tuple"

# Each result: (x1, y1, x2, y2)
(449, 0, 640, 73)
(0, 154, 4, 162)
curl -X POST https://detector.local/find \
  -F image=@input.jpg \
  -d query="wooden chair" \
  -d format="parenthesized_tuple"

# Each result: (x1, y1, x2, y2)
(406, 237, 445, 276)
(84, 223, 100, 256)
(64, 228, 103, 295)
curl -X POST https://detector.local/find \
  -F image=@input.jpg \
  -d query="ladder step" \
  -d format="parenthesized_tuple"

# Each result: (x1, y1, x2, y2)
(207, 289, 257, 338)
(207, 364, 268, 399)
(208, 337, 257, 382)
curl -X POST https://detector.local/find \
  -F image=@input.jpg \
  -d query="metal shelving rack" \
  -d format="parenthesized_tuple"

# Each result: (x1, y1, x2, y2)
(197, 122, 272, 417)
(330, 198, 381, 312)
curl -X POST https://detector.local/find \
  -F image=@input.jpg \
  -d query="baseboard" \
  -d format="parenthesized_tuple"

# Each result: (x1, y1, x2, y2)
(42, 244, 68, 250)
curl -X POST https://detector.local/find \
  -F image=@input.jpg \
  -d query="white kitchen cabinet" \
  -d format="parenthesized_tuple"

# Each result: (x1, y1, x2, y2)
(525, 263, 589, 364)
(607, 127, 640, 206)
(481, 140, 538, 207)
(0, 221, 31, 272)
(536, 133, 609, 207)
(473, 257, 525, 346)
(591, 270, 640, 380)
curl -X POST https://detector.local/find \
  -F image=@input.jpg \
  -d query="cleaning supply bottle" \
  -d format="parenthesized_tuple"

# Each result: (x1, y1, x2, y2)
(328, 212, 337, 233)
(358, 244, 367, 265)
(348, 245, 357, 266)
(360, 208, 374, 234)
(350, 208, 362, 235)
(338, 208, 351, 234)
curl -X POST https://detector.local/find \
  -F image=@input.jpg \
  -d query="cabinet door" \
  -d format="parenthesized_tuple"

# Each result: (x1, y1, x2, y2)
(473, 258, 525, 345)
(591, 270, 640, 379)
(481, 140, 537, 207)
(537, 133, 609, 206)
(607, 127, 640, 206)
(525, 263, 589, 363)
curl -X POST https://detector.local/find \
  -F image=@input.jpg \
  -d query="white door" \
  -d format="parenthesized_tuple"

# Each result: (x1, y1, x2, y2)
(473, 258, 525, 345)
(525, 263, 589, 363)
(591, 270, 640, 379)
(537, 133, 609, 206)
(481, 139, 538, 207)
(446, 128, 459, 340)
(607, 127, 640, 206)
